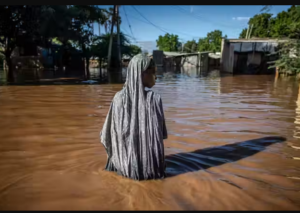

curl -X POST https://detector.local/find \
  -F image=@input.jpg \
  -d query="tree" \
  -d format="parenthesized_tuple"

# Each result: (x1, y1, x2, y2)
(70, 5, 109, 76)
(126, 44, 142, 56)
(239, 5, 300, 39)
(269, 5, 300, 75)
(271, 40, 300, 75)
(254, 5, 300, 76)
(248, 13, 273, 38)
(183, 39, 197, 53)
(207, 30, 225, 52)
(239, 28, 248, 39)
(91, 32, 134, 68)
(0, 5, 45, 82)
(261, 5, 272, 13)
(198, 30, 226, 52)
(286, 5, 300, 39)
(198, 38, 210, 52)
(156, 33, 180, 52)
(269, 10, 293, 38)
(39, 6, 75, 45)
(0, 5, 109, 82)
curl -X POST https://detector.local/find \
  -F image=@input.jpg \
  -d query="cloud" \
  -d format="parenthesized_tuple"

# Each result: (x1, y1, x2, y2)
(190, 6, 193, 13)
(232, 17, 250, 21)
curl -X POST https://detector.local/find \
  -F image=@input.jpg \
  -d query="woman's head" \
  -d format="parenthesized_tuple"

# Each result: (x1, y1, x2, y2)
(142, 58, 156, 88)
(125, 54, 156, 93)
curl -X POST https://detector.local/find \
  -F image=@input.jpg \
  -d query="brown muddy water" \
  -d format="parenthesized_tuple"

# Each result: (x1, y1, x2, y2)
(0, 68, 300, 210)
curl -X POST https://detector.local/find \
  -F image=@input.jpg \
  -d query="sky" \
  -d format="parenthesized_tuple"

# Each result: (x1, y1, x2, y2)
(96, 5, 292, 53)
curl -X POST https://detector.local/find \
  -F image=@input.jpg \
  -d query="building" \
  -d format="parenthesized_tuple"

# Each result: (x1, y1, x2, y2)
(208, 52, 221, 69)
(150, 51, 214, 72)
(152, 50, 164, 67)
(4, 43, 85, 83)
(89, 57, 99, 68)
(220, 38, 288, 74)
(122, 55, 131, 67)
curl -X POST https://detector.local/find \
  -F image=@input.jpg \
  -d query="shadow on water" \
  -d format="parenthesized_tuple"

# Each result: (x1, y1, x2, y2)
(165, 136, 286, 178)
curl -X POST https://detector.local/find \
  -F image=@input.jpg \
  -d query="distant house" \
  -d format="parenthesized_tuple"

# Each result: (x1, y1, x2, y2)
(208, 52, 221, 69)
(150, 50, 213, 72)
(10, 43, 84, 70)
(220, 38, 288, 74)
(122, 55, 132, 67)
(89, 57, 99, 68)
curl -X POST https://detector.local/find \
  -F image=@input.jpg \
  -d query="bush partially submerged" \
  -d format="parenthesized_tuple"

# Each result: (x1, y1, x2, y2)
(270, 40, 300, 75)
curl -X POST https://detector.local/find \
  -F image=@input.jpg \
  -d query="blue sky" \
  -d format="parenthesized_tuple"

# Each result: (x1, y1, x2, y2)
(96, 5, 292, 53)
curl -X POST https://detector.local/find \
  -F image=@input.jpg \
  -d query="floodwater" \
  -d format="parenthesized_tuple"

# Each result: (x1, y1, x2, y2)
(0, 68, 300, 210)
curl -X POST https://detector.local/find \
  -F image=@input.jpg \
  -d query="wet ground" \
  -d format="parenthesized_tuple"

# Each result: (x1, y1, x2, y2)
(0, 68, 300, 210)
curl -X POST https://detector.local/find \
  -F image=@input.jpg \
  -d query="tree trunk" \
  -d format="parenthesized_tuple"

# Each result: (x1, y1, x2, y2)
(99, 58, 102, 80)
(61, 40, 68, 70)
(5, 54, 14, 83)
(107, 5, 117, 70)
(85, 57, 90, 80)
(116, 6, 122, 69)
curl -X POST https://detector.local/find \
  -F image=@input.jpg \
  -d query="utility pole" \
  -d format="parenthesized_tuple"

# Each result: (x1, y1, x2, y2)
(98, 22, 101, 80)
(181, 42, 184, 53)
(116, 5, 122, 69)
(248, 24, 254, 39)
(245, 25, 250, 39)
(107, 5, 117, 70)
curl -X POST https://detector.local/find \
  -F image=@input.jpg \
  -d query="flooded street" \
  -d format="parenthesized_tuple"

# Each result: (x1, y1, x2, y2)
(0, 69, 300, 210)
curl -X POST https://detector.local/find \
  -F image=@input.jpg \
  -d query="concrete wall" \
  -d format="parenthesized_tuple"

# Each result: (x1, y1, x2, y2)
(161, 53, 209, 68)
(233, 53, 238, 71)
(199, 53, 209, 72)
(228, 44, 234, 73)
(220, 39, 234, 73)
(181, 55, 199, 67)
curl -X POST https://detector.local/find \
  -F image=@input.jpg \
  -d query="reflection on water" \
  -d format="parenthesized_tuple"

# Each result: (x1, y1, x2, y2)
(295, 85, 300, 139)
(0, 66, 220, 85)
(0, 67, 300, 210)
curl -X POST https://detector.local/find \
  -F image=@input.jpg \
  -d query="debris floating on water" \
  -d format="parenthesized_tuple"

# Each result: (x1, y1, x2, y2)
(82, 80, 98, 84)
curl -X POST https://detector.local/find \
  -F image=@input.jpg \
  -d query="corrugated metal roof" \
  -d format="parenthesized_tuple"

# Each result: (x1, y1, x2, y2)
(227, 38, 289, 43)
(209, 53, 221, 59)
(122, 54, 131, 60)
(163, 51, 184, 57)
(148, 51, 212, 57)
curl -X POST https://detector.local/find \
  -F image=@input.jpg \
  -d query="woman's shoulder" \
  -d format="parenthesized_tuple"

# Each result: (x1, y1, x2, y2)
(111, 90, 124, 106)
(113, 90, 123, 99)
(147, 90, 162, 102)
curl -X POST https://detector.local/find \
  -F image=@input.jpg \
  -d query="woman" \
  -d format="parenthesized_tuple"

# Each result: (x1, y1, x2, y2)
(100, 54, 168, 181)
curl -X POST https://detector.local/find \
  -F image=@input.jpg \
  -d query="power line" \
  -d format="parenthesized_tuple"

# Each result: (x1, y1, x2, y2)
(173, 6, 242, 30)
(127, 14, 203, 39)
(121, 29, 136, 40)
(131, 6, 169, 34)
(130, 6, 206, 44)
(123, 6, 137, 43)
(130, 6, 210, 53)
(130, 6, 200, 53)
